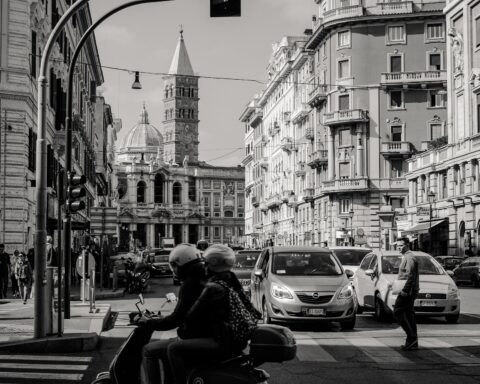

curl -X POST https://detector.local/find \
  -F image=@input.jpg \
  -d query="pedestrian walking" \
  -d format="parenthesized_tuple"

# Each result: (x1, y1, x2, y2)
(0, 244, 10, 299)
(15, 252, 33, 304)
(393, 237, 419, 351)
(10, 250, 20, 298)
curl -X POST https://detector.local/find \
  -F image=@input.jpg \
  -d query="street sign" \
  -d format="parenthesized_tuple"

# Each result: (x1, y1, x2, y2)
(90, 207, 117, 235)
(416, 206, 430, 218)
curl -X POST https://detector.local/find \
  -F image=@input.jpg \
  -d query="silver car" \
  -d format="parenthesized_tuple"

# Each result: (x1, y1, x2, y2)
(250, 246, 356, 329)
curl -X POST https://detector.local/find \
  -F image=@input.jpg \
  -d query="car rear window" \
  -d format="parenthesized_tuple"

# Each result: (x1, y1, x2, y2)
(154, 255, 169, 263)
(332, 249, 371, 266)
(234, 252, 260, 269)
(272, 252, 343, 276)
(381, 255, 444, 275)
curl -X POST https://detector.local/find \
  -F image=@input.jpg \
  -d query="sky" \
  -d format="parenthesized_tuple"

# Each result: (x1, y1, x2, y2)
(89, 0, 318, 166)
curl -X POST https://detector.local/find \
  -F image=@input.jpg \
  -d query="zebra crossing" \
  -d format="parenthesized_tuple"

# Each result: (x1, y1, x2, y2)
(0, 354, 93, 382)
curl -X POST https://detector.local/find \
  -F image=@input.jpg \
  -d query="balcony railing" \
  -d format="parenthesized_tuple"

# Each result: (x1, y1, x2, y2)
(281, 137, 294, 152)
(291, 103, 311, 124)
(305, 127, 314, 140)
(251, 109, 263, 127)
(380, 142, 415, 157)
(380, 70, 447, 86)
(307, 150, 328, 168)
(321, 178, 369, 193)
(323, 4, 364, 24)
(370, 1, 413, 15)
(370, 178, 408, 190)
(295, 161, 306, 177)
(323, 109, 369, 126)
(307, 84, 327, 108)
(242, 152, 254, 165)
(267, 194, 282, 209)
(303, 187, 315, 203)
(260, 157, 269, 169)
(251, 195, 259, 207)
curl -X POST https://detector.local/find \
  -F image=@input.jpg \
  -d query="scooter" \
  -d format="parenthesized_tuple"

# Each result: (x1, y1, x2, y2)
(122, 257, 154, 295)
(92, 294, 297, 384)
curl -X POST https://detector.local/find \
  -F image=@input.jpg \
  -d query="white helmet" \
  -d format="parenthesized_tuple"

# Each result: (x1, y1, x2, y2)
(204, 244, 235, 273)
(169, 243, 202, 277)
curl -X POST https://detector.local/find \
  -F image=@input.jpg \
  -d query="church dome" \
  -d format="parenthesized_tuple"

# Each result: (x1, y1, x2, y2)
(121, 105, 163, 149)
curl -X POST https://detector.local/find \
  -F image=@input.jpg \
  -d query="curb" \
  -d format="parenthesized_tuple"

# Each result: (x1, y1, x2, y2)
(70, 290, 124, 301)
(0, 333, 99, 353)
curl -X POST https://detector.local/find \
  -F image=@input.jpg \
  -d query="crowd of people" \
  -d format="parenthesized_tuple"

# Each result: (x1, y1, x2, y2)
(0, 244, 34, 304)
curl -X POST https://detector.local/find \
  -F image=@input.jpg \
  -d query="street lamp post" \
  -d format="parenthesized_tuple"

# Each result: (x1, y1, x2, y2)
(428, 190, 436, 254)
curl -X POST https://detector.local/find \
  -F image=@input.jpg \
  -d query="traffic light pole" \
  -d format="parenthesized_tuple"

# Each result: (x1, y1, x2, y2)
(63, 0, 169, 319)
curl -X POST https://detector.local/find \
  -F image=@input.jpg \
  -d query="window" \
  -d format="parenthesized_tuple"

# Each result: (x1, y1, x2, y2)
(172, 182, 182, 204)
(431, 123, 443, 140)
(337, 30, 350, 48)
(137, 181, 146, 203)
(339, 163, 350, 179)
(204, 227, 209, 238)
(390, 197, 404, 209)
(429, 91, 444, 108)
(391, 159, 403, 178)
(477, 18, 480, 48)
(391, 125, 402, 141)
(338, 59, 349, 79)
(390, 91, 403, 109)
(339, 94, 349, 110)
(340, 199, 351, 213)
(214, 227, 220, 237)
(429, 53, 441, 70)
(387, 25, 405, 44)
(339, 129, 351, 146)
(390, 55, 402, 72)
(214, 193, 221, 207)
(478, 94, 480, 134)
(426, 23, 444, 41)
(31, 30, 37, 78)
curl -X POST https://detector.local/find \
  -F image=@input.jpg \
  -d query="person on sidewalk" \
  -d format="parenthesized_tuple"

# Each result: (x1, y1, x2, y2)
(0, 244, 11, 299)
(139, 244, 206, 384)
(393, 237, 419, 351)
(15, 252, 33, 304)
(10, 250, 20, 298)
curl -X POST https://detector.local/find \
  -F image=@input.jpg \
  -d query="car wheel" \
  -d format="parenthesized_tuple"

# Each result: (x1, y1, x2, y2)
(340, 315, 356, 330)
(445, 313, 460, 323)
(374, 294, 389, 322)
(262, 299, 271, 324)
(472, 275, 480, 288)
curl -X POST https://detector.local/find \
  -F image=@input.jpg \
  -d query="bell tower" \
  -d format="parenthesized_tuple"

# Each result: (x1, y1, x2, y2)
(162, 28, 199, 165)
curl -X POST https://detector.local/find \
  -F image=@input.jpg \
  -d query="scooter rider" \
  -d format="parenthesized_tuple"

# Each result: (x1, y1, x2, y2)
(139, 244, 206, 384)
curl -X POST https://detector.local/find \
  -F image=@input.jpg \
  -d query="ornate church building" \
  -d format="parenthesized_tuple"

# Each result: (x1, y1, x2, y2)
(113, 32, 245, 250)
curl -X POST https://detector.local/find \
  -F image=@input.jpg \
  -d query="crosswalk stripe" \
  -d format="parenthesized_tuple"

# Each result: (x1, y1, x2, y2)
(0, 371, 83, 380)
(348, 338, 413, 364)
(295, 335, 336, 362)
(0, 361, 89, 370)
(472, 339, 480, 344)
(0, 355, 92, 362)
(420, 338, 480, 365)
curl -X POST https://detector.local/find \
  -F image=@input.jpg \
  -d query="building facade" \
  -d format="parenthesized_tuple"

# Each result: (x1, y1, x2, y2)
(113, 33, 245, 251)
(0, 0, 110, 254)
(404, 0, 480, 256)
(242, 0, 447, 249)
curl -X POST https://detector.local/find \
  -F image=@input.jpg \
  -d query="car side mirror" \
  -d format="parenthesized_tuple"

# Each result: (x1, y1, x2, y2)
(254, 269, 263, 279)
(365, 269, 374, 276)
(446, 270, 454, 277)
(345, 269, 354, 278)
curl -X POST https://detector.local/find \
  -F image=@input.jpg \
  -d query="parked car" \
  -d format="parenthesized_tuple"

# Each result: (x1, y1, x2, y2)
(434, 256, 465, 271)
(352, 250, 460, 323)
(452, 257, 480, 287)
(329, 247, 372, 279)
(232, 250, 262, 298)
(250, 246, 356, 329)
(143, 248, 172, 276)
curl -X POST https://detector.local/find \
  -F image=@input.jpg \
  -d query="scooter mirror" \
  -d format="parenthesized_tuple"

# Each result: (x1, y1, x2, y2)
(166, 293, 177, 302)
(138, 293, 145, 305)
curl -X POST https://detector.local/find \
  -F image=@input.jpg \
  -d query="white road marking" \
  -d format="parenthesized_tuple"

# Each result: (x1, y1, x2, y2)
(296, 335, 336, 362)
(0, 372, 83, 380)
(421, 338, 480, 365)
(348, 337, 413, 364)
(0, 355, 92, 362)
(0, 362, 89, 370)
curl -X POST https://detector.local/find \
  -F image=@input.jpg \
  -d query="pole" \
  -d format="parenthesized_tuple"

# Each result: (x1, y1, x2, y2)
(57, 169, 63, 337)
(3, 110, 6, 244)
(429, 202, 432, 254)
(63, 0, 170, 319)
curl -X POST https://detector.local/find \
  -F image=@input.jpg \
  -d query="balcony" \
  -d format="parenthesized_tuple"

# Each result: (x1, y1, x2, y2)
(323, 109, 368, 126)
(260, 157, 269, 169)
(323, 3, 364, 24)
(305, 127, 315, 140)
(321, 178, 369, 193)
(282, 189, 294, 203)
(307, 84, 327, 108)
(241, 152, 254, 165)
(291, 103, 311, 124)
(251, 195, 259, 207)
(370, 178, 408, 190)
(251, 109, 263, 127)
(380, 142, 415, 158)
(307, 150, 328, 168)
(295, 161, 306, 177)
(261, 135, 268, 145)
(267, 194, 282, 209)
(254, 223, 263, 230)
(303, 187, 315, 203)
(245, 179, 255, 191)
(370, 1, 413, 15)
(281, 137, 294, 152)
(380, 70, 447, 87)
(287, 194, 299, 208)
(260, 202, 268, 212)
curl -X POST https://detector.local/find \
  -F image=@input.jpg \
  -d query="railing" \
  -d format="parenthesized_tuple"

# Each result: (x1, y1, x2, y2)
(321, 178, 369, 193)
(281, 137, 294, 152)
(380, 70, 447, 85)
(323, 4, 364, 23)
(370, 1, 413, 14)
(307, 84, 327, 107)
(380, 141, 414, 155)
(291, 103, 311, 124)
(305, 127, 314, 140)
(323, 109, 368, 126)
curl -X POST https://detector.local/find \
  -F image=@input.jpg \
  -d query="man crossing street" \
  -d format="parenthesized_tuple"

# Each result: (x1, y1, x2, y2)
(0, 244, 11, 299)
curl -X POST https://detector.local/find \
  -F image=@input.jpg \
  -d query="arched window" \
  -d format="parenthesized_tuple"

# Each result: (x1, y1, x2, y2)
(137, 181, 146, 203)
(173, 182, 182, 204)
(164, 87, 168, 98)
(154, 174, 164, 203)
(169, 85, 174, 98)
(224, 211, 234, 218)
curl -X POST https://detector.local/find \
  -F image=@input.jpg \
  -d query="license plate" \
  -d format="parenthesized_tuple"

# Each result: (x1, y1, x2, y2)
(420, 300, 436, 307)
(304, 308, 325, 316)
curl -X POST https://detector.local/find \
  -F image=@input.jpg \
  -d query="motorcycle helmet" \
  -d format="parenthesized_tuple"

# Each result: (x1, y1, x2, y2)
(204, 244, 235, 273)
(169, 243, 202, 279)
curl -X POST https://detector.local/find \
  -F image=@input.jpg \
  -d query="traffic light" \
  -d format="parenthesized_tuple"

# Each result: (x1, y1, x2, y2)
(210, 0, 241, 17)
(66, 171, 86, 213)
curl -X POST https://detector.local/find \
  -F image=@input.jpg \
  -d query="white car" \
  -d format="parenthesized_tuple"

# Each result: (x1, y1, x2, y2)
(352, 250, 460, 323)
(329, 247, 372, 279)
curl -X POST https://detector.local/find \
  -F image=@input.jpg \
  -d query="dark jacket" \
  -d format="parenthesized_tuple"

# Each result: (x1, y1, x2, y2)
(146, 262, 206, 332)
(180, 271, 260, 352)
(398, 250, 419, 296)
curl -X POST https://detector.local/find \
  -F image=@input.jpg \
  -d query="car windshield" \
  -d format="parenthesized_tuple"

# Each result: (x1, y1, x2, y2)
(155, 255, 169, 263)
(234, 252, 260, 269)
(381, 255, 445, 275)
(332, 249, 371, 266)
(272, 252, 343, 276)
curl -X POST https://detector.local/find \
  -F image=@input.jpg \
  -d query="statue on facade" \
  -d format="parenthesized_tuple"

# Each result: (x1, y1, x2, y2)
(448, 27, 464, 73)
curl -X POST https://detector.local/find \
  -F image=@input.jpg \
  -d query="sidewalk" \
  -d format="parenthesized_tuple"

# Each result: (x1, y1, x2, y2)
(0, 286, 123, 353)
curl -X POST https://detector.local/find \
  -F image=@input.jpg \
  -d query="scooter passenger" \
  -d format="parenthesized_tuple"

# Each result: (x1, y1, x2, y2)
(167, 244, 261, 384)
(139, 244, 206, 384)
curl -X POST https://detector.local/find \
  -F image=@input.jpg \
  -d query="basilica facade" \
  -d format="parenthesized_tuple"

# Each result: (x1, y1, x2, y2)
(113, 32, 245, 251)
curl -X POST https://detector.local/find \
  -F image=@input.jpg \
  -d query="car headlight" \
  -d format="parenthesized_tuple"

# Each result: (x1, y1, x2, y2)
(337, 284, 353, 301)
(447, 283, 459, 300)
(271, 284, 293, 300)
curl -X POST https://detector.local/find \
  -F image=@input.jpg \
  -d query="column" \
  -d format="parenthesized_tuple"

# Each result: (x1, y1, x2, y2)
(408, 180, 414, 206)
(355, 125, 364, 178)
(168, 180, 173, 205)
(149, 175, 155, 204)
(327, 127, 335, 180)
(147, 224, 155, 247)
(183, 224, 189, 243)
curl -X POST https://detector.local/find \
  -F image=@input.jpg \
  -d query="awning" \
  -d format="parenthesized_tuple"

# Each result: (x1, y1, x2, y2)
(403, 219, 447, 234)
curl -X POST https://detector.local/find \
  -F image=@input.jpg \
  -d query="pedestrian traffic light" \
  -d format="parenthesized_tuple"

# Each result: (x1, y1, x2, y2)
(210, 0, 240, 17)
(66, 172, 86, 213)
